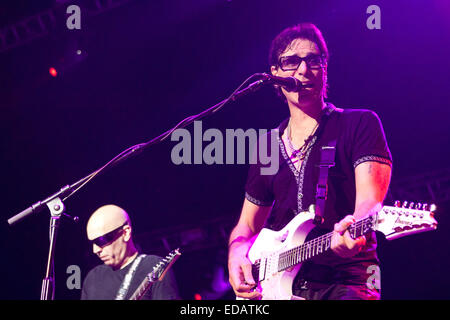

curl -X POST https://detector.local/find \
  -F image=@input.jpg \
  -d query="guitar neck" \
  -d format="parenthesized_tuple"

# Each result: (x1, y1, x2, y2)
(129, 248, 181, 300)
(278, 216, 374, 272)
(129, 275, 155, 300)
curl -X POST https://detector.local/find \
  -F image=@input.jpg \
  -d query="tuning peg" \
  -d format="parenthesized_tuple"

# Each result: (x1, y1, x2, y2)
(430, 204, 437, 212)
(408, 202, 415, 209)
(394, 200, 401, 207)
(415, 203, 422, 210)
(422, 203, 429, 211)
(402, 201, 409, 208)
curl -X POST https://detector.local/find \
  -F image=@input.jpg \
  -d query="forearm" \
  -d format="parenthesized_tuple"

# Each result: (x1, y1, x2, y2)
(354, 161, 391, 220)
(228, 199, 271, 260)
(353, 199, 383, 221)
(228, 224, 254, 256)
(227, 214, 264, 299)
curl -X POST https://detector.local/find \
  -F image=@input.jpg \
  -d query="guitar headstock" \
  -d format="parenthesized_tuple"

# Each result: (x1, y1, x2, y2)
(149, 248, 181, 282)
(374, 202, 437, 240)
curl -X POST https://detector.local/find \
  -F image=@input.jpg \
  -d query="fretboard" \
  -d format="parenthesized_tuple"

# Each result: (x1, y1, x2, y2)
(277, 216, 374, 272)
(129, 276, 154, 300)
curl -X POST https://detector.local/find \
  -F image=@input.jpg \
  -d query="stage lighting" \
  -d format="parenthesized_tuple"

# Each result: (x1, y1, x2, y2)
(194, 293, 202, 300)
(49, 67, 58, 77)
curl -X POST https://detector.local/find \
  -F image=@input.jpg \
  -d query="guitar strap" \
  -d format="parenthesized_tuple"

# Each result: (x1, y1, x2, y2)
(115, 254, 146, 300)
(314, 106, 343, 225)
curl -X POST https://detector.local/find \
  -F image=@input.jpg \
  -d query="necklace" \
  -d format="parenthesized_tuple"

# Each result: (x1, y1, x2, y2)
(286, 118, 319, 161)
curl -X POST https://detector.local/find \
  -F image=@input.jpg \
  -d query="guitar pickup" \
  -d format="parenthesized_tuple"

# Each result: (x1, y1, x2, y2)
(258, 258, 267, 282)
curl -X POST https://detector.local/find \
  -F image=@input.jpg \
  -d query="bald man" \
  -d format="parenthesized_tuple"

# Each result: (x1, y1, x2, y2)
(80, 204, 180, 300)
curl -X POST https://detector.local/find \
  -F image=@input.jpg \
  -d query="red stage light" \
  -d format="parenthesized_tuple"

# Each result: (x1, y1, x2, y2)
(194, 293, 202, 300)
(49, 67, 57, 77)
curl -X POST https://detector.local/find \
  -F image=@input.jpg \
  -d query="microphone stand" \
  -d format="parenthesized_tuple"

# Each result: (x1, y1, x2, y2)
(40, 198, 64, 300)
(6, 73, 270, 300)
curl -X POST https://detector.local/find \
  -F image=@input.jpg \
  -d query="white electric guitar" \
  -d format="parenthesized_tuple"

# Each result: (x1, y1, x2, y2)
(243, 202, 437, 300)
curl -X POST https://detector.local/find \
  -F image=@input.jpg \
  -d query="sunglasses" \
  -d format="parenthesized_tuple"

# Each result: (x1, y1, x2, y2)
(90, 222, 128, 247)
(278, 54, 326, 71)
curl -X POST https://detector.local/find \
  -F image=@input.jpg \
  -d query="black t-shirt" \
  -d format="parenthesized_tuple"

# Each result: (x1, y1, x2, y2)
(81, 254, 181, 300)
(245, 103, 392, 283)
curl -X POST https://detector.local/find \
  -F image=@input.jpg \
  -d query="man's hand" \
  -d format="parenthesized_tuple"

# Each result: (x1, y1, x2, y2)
(228, 244, 261, 300)
(331, 215, 366, 258)
(227, 199, 271, 299)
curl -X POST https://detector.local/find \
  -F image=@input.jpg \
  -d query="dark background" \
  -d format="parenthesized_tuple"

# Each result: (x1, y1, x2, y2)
(1, 0, 449, 300)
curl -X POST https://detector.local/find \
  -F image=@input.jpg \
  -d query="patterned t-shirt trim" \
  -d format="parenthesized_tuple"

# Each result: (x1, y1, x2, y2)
(353, 155, 392, 169)
(277, 132, 317, 214)
(245, 192, 274, 207)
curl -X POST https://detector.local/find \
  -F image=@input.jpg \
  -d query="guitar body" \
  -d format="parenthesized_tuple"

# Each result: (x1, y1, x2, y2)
(248, 211, 316, 300)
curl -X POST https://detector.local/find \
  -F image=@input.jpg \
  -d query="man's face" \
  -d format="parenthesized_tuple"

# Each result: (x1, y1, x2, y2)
(271, 38, 327, 107)
(87, 223, 129, 269)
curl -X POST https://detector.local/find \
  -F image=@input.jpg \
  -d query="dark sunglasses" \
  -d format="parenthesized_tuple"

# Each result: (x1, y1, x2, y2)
(278, 54, 326, 71)
(90, 222, 128, 247)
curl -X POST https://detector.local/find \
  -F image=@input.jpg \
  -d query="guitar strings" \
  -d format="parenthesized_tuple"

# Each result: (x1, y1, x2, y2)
(277, 217, 372, 272)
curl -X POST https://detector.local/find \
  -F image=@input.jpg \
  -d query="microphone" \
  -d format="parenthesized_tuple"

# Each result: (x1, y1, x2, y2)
(260, 73, 303, 92)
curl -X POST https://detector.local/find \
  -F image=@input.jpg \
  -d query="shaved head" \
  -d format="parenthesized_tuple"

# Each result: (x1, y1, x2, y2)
(87, 204, 131, 240)
(86, 204, 138, 269)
